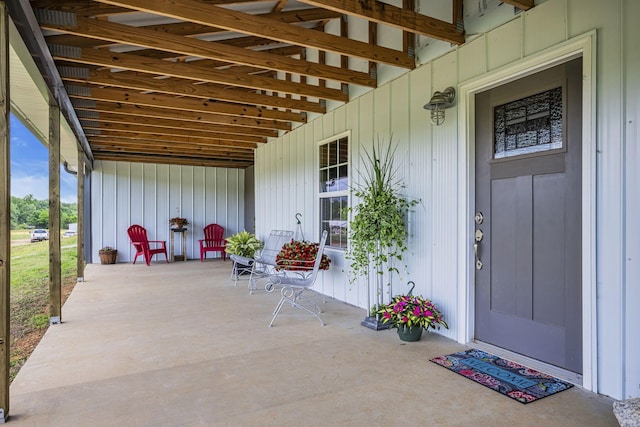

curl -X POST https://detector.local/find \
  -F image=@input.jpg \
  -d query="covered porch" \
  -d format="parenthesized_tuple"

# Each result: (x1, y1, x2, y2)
(9, 261, 616, 426)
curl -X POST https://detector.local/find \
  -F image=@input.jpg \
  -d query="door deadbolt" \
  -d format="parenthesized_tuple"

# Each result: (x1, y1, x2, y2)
(475, 211, 484, 225)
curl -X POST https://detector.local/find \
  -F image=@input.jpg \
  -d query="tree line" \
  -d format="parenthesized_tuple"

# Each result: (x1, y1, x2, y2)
(11, 195, 77, 230)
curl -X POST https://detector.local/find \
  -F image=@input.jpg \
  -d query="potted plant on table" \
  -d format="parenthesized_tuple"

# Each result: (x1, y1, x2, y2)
(347, 138, 419, 330)
(98, 246, 118, 264)
(169, 217, 189, 229)
(377, 282, 448, 342)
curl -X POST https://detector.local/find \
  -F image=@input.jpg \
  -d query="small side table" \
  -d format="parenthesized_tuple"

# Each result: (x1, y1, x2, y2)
(170, 228, 187, 262)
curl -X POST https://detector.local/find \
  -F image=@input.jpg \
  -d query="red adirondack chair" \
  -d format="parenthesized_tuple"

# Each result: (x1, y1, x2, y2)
(127, 224, 168, 266)
(199, 224, 227, 262)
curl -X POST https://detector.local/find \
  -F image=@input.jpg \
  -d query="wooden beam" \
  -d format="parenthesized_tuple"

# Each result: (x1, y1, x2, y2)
(48, 103, 62, 324)
(77, 152, 85, 280)
(298, 0, 465, 44)
(45, 7, 341, 47)
(31, 0, 268, 18)
(92, 152, 253, 168)
(94, 0, 415, 68)
(90, 144, 254, 160)
(66, 86, 306, 123)
(39, 16, 377, 87)
(74, 101, 291, 131)
(83, 111, 278, 138)
(50, 45, 352, 100)
(60, 67, 330, 112)
(501, 0, 535, 10)
(87, 132, 258, 150)
(81, 122, 266, 144)
(0, 4, 10, 420)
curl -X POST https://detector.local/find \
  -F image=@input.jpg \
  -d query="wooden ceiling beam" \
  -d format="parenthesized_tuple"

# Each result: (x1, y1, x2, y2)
(45, 8, 341, 48)
(60, 67, 328, 113)
(298, 0, 465, 44)
(81, 121, 266, 143)
(92, 152, 254, 168)
(38, 15, 376, 87)
(501, 0, 535, 10)
(94, 0, 414, 68)
(66, 86, 307, 123)
(90, 143, 254, 160)
(31, 0, 269, 18)
(74, 100, 291, 131)
(87, 132, 258, 149)
(81, 111, 277, 138)
(50, 46, 349, 101)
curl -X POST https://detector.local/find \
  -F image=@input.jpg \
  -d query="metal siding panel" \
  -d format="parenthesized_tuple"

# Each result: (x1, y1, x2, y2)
(487, 18, 523, 71)
(624, 0, 640, 399)
(407, 64, 433, 305)
(567, 0, 624, 398)
(458, 35, 487, 82)
(523, 0, 567, 56)
(430, 53, 459, 339)
(101, 161, 117, 254)
(154, 164, 169, 243)
(92, 161, 240, 264)
(373, 83, 391, 141)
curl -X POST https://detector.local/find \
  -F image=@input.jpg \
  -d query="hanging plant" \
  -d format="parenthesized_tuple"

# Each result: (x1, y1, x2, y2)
(346, 138, 419, 283)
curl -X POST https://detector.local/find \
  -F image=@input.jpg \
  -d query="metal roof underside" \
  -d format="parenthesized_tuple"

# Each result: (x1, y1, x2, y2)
(6, 0, 533, 169)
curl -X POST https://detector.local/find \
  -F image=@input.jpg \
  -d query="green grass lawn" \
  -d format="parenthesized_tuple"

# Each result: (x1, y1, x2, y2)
(10, 229, 31, 241)
(10, 235, 79, 382)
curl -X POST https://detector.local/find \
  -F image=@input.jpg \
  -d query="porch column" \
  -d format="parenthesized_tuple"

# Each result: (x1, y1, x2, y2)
(77, 150, 85, 281)
(48, 103, 61, 324)
(0, 2, 10, 420)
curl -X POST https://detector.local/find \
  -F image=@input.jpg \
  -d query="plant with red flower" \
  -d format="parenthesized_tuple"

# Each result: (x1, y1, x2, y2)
(377, 293, 448, 331)
(275, 239, 331, 271)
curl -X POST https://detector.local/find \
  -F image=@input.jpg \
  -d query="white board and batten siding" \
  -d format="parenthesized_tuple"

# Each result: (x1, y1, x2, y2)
(254, 0, 640, 400)
(91, 160, 244, 263)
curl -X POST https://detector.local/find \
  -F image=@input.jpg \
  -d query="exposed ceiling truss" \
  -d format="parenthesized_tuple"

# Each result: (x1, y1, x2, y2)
(15, 0, 533, 168)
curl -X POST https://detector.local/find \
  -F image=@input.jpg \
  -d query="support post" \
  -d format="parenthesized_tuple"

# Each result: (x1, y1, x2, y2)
(0, 2, 10, 420)
(48, 103, 61, 324)
(76, 150, 84, 282)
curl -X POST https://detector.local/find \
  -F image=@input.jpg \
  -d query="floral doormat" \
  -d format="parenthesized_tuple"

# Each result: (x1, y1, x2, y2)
(430, 349, 574, 404)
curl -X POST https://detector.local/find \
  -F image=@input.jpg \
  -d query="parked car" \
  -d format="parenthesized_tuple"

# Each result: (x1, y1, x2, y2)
(63, 230, 76, 238)
(30, 229, 49, 242)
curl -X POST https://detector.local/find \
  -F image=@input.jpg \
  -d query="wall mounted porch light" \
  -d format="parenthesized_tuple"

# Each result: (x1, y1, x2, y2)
(423, 87, 456, 126)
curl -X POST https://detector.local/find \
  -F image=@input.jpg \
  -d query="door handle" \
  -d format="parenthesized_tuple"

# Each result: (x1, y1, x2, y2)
(474, 229, 483, 270)
(474, 243, 483, 270)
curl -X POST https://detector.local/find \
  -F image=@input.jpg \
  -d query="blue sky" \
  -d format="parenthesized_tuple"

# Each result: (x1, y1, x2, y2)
(10, 114, 77, 203)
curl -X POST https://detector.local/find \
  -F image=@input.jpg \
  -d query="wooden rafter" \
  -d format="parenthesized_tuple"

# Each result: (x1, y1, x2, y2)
(501, 0, 535, 10)
(298, 0, 465, 44)
(93, 0, 415, 68)
(50, 47, 351, 101)
(59, 67, 329, 113)
(38, 16, 376, 87)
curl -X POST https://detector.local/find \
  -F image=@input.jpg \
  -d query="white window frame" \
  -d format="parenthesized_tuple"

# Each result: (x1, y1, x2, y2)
(317, 131, 350, 250)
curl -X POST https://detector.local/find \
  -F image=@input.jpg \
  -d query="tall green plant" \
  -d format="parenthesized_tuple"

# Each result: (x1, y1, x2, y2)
(346, 139, 418, 284)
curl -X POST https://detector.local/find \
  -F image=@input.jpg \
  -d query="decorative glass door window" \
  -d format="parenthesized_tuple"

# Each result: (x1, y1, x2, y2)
(494, 87, 563, 159)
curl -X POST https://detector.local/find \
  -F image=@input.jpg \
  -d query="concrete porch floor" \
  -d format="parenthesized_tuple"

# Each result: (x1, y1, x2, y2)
(8, 260, 617, 426)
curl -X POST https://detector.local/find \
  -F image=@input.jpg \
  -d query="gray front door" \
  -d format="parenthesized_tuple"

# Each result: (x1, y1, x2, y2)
(474, 58, 582, 373)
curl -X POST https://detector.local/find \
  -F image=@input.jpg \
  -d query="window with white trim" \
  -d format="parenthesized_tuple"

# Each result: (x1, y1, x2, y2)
(319, 135, 348, 249)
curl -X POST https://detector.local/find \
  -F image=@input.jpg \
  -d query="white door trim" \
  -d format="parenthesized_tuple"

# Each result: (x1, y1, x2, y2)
(456, 31, 597, 392)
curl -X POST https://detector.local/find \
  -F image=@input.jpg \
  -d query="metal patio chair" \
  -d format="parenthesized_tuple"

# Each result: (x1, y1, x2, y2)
(268, 230, 328, 327)
(246, 229, 294, 294)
